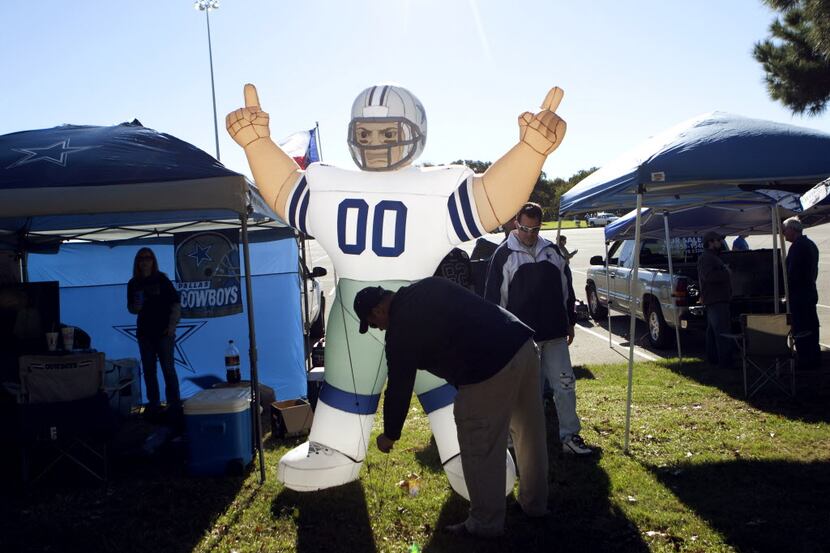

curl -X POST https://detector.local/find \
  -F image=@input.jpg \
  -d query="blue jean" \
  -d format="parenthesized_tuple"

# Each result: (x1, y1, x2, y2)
(138, 335, 180, 407)
(539, 337, 581, 440)
(705, 302, 733, 368)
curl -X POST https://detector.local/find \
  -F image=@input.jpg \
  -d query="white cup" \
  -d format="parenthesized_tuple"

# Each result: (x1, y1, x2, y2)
(46, 332, 59, 351)
(61, 326, 75, 351)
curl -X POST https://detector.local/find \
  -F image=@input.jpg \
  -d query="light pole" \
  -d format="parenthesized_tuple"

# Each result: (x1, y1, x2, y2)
(194, 0, 221, 161)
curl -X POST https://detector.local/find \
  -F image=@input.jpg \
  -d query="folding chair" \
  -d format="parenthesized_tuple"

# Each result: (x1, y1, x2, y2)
(16, 393, 112, 485)
(15, 353, 113, 486)
(738, 314, 796, 398)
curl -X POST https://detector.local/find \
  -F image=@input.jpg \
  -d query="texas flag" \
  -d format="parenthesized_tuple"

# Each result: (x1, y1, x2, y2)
(277, 128, 320, 169)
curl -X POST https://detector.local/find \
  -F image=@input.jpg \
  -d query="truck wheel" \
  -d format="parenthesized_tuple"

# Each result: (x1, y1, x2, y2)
(586, 284, 607, 320)
(309, 296, 326, 343)
(646, 302, 672, 349)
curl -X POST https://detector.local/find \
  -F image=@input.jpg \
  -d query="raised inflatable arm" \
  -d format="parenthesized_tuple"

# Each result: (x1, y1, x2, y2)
(226, 83, 303, 220)
(473, 87, 567, 231)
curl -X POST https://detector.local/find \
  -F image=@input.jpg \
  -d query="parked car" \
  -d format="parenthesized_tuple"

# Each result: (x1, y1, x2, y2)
(585, 237, 783, 349)
(586, 212, 620, 226)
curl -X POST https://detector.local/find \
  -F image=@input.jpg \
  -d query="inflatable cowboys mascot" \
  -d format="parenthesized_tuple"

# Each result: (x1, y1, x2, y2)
(227, 83, 566, 497)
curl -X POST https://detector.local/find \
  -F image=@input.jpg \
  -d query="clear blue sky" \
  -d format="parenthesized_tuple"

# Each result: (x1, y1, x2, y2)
(2, 0, 827, 182)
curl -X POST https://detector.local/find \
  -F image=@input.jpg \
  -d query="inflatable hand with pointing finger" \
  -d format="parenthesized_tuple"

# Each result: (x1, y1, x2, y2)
(227, 83, 566, 496)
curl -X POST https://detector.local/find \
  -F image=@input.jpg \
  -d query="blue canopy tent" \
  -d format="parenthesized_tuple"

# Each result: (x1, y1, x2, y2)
(559, 112, 830, 452)
(0, 120, 305, 481)
(604, 200, 801, 242)
(560, 111, 830, 215)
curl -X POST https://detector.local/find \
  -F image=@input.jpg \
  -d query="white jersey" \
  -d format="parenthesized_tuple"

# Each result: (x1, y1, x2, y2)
(284, 163, 488, 280)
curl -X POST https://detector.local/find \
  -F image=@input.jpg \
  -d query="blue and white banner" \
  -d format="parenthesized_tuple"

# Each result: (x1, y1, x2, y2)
(174, 229, 242, 319)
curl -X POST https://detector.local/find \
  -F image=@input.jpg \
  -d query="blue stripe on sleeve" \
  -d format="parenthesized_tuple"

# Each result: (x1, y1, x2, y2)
(447, 194, 470, 242)
(287, 176, 307, 230)
(458, 182, 483, 238)
(297, 189, 310, 235)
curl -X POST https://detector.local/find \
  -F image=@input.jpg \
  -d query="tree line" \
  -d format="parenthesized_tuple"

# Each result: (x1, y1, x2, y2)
(448, 160, 597, 221)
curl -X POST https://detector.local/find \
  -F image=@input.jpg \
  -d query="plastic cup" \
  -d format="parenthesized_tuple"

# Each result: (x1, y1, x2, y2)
(61, 326, 75, 351)
(46, 332, 59, 351)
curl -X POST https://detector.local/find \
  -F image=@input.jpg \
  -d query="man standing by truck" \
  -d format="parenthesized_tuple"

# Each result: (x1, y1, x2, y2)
(782, 217, 821, 369)
(697, 231, 734, 369)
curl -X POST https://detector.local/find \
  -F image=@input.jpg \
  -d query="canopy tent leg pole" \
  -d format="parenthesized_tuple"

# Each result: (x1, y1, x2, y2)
(241, 215, 266, 484)
(624, 192, 643, 454)
(556, 211, 563, 242)
(20, 250, 29, 283)
(299, 232, 312, 374)
(605, 239, 612, 348)
(663, 213, 682, 363)
(771, 206, 780, 314)
(775, 205, 791, 314)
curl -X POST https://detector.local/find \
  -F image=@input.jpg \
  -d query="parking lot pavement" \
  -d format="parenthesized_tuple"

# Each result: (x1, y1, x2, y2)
(304, 220, 830, 367)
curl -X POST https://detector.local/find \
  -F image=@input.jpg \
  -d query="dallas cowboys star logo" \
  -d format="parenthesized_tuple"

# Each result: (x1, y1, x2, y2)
(113, 320, 207, 374)
(6, 139, 98, 169)
(187, 242, 213, 267)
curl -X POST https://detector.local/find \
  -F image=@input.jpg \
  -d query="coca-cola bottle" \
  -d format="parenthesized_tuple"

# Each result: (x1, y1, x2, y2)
(225, 340, 241, 383)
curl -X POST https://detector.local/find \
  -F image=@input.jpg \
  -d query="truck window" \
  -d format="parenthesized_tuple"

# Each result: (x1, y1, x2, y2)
(617, 240, 635, 268)
(608, 237, 705, 269)
(639, 239, 667, 264)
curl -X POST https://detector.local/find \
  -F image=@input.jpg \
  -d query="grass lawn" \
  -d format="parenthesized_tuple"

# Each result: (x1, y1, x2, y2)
(542, 220, 586, 230)
(2, 359, 828, 553)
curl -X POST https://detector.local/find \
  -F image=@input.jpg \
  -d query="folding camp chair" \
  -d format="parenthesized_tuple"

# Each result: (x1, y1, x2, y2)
(737, 314, 796, 398)
(15, 353, 113, 485)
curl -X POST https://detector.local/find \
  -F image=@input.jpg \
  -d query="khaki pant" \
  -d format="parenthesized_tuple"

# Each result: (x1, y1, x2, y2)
(454, 339, 549, 535)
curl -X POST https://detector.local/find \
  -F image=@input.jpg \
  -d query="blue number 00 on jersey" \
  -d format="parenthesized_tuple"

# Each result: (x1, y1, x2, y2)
(337, 199, 408, 257)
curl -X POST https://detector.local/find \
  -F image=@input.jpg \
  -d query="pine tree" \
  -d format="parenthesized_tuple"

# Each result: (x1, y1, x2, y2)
(754, 0, 830, 114)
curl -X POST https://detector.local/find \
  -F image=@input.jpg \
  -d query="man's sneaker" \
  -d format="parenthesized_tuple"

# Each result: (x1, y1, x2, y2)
(562, 434, 592, 455)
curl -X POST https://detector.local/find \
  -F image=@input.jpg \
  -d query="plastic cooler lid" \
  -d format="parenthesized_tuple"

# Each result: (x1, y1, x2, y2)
(184, 387, 251, 415)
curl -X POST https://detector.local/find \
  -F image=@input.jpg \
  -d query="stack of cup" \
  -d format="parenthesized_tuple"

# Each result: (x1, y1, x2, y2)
(46, 332, 59, 352)
(61, 326, 75, 351)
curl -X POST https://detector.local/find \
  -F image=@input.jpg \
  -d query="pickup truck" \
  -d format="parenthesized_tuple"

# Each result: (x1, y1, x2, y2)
(586, 212, 620, 227)
(585, 237, 784, 349)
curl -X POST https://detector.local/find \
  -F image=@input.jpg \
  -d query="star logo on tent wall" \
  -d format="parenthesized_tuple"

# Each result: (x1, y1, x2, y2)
(187, 242, 213, 267)
(113, 320, 207, 374)
(6, 139, 98, 169)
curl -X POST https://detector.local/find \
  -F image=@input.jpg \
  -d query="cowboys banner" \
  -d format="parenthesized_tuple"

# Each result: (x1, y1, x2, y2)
(174, 229, 242, 318)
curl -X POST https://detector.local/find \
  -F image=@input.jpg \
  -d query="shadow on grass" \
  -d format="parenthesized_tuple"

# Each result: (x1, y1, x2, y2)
(0, 426, 248, 553)
(583, 315, 707, 359)
(419, 409, 648, 553)
(661, 357, 830, 424)
(646, 459, 830, 553)
(573, 365, 596, 380)
(414, 436, 445, 475)
(272, 480, 376, 553)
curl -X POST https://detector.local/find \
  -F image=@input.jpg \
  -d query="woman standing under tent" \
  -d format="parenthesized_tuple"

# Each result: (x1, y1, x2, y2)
(127, 247, 182, 415)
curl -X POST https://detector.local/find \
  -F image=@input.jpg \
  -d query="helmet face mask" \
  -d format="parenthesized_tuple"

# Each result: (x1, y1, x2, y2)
(348, 117, 423, 171)
(348, 85, 427, 171)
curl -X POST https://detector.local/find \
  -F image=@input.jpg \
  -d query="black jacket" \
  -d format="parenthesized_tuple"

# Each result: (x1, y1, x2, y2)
(484, 233, 576, 341)
(383, 277, 533, 440)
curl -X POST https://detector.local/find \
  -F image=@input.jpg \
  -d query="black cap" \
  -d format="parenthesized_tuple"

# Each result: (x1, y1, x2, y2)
(353, 286, 388, 334)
